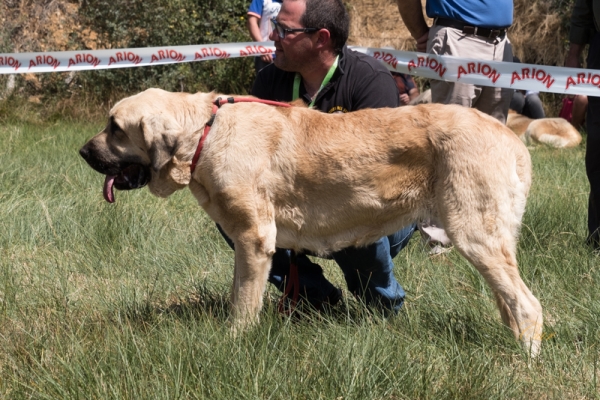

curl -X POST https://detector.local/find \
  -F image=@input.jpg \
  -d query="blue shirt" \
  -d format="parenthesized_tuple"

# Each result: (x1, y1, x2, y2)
(426, 0, 513, 28)
(247, 0, 283, 41)
(247, 0, 282, 19)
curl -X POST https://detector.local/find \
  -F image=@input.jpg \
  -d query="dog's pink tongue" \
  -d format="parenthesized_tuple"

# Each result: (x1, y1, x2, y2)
(103, 175, 116, 203)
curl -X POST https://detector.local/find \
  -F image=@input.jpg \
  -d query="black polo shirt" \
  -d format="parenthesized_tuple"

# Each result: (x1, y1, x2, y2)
(251, 46, 400, 113)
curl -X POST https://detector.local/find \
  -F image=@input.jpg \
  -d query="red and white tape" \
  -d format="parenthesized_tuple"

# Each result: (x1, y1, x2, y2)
(361, 46, 600, 97)
(1, 41, 598, 96)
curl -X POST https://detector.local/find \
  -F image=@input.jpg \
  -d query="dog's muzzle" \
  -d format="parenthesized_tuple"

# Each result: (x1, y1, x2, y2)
(79, 146, 151, 203)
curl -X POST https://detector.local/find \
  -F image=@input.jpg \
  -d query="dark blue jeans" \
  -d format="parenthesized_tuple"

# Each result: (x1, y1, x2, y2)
(217, 223, 416, 313)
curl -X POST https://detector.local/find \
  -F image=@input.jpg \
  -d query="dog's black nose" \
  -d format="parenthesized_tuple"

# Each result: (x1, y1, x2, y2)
(79, 146, 90, 161)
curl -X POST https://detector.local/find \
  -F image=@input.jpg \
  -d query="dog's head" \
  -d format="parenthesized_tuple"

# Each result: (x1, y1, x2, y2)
(79, 88, 214, 202)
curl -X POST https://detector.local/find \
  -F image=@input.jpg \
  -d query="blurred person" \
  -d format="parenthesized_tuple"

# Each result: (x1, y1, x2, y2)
(247, 0, 282, 73)
(220, 0, 416, 313)
(509, 57, 545, 119)
(565, 0, 600, 248)
(510, 90, 545, 119)
(391, 71, 420, 105)
(572, 94, 588, 131)
(560, 94, 588, 131)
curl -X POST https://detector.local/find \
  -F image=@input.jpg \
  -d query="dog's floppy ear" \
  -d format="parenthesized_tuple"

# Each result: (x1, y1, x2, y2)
(141, 114, 196, 197)
(148, 155, 191, 197)
(141, 115, 181, 172)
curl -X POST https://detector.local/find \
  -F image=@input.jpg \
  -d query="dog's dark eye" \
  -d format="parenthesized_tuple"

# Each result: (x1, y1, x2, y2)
(109, 117, 123, 136)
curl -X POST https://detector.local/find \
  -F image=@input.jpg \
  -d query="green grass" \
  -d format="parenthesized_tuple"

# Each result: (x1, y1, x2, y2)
(1, 119, 599, 399)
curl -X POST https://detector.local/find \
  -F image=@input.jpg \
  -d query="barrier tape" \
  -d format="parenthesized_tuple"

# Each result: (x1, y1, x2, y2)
(359, 46, 600, 97)
(1, 41, 599, 97)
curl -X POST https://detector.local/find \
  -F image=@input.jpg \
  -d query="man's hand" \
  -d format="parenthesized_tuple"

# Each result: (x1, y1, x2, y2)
(399, 93, 410, 105)
(415, 30, 429, 53)
(261, 54, 274, 63)
(396, 0, 430, 52)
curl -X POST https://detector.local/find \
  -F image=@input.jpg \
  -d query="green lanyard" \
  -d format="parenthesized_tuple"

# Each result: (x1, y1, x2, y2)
(292, 55, 339, 108)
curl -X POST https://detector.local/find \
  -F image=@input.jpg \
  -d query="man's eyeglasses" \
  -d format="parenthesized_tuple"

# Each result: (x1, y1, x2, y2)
(270, 19, 319, 39)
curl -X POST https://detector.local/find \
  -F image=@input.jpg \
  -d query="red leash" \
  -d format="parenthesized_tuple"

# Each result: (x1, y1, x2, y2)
(189, 96, 299, 314)
(190, 96, 292, 174)
(278, 250, 300, 315)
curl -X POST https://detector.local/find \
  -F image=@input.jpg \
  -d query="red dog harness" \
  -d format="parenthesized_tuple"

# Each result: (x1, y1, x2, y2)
(189, 96, 292, 174)
(189, 96, 299, 314)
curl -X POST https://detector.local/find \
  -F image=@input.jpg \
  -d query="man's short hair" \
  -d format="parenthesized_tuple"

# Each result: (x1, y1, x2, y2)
(301, 0, 349, 54)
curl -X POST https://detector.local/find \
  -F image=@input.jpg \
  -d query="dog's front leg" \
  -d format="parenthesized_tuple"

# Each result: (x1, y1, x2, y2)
(229, 222, 276, 333)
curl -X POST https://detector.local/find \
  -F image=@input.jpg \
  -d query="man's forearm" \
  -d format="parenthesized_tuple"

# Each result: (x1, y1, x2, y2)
(396, 0, 429, 40)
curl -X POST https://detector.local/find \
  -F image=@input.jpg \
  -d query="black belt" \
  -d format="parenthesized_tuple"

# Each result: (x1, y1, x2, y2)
(434, 17, 508, 39)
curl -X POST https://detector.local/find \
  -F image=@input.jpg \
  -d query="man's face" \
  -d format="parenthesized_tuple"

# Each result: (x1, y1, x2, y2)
(270, 0, 315, 72)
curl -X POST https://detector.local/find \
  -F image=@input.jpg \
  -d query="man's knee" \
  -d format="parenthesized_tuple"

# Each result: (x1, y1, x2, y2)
(388, 224, 416, 258)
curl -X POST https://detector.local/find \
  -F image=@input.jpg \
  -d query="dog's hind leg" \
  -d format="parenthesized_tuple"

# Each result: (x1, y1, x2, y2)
(447, 225, 543, 356)
(491, 289, 518, 334)
(439, 166, 543, 356)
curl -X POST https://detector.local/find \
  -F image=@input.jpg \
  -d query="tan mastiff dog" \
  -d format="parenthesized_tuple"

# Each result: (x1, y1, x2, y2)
(507, 110, 582, 148)
(80, 88, 543, 356)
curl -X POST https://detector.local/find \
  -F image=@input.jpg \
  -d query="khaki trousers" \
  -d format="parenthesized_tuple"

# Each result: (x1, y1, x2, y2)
(427, 24, 514, 124)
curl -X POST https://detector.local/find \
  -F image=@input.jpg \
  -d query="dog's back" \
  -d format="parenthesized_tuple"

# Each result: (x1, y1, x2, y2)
(216, 103, 531, 256)
(261, 103, 540, 356)
(207, 100, 542, 356)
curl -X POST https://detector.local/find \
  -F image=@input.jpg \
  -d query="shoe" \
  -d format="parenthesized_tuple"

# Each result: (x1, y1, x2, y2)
(322, 287, 342, 307)
(586, 233, 600, 250)
(299, 284, 342, 311)
(276, 260, 343, 314)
